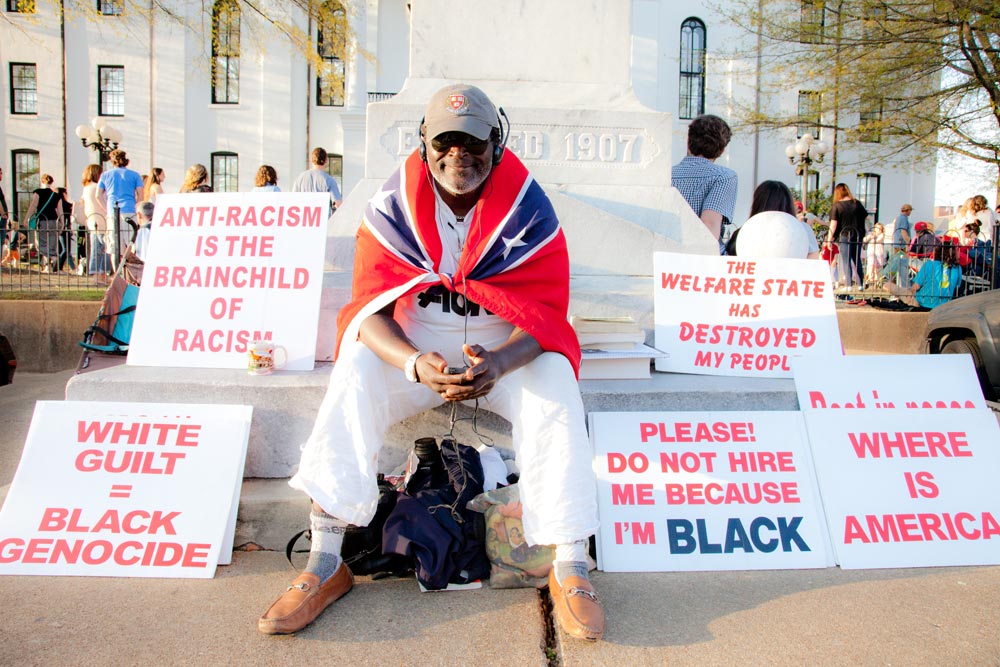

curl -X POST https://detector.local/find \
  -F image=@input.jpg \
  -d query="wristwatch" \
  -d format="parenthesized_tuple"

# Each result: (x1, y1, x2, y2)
(404, 351, 423, 383)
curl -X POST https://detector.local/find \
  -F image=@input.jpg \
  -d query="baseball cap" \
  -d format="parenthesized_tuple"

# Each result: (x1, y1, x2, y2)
(914, 221, 932, 232)
(423, 84, 499, 141)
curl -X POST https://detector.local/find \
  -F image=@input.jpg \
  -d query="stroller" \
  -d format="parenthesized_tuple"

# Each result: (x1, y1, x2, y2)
(77, 248, 144, 369)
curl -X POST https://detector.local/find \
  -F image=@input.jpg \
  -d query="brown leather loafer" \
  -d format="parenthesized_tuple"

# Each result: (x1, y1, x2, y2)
(258, 564, 354, 635)
(548, 568, 605, 641)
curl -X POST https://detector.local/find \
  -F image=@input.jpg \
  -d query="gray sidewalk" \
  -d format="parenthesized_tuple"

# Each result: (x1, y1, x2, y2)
(1, 372, 998, 667)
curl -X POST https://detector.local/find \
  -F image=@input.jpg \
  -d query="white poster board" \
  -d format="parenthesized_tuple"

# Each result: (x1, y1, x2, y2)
(127, 192, 328, 370)
(792, 354, 987, 411)
(653, 252, 842, 377)
(0, 401, 252, 578)
(592, 411, 833, 572)
(803, 409, 1000, 569)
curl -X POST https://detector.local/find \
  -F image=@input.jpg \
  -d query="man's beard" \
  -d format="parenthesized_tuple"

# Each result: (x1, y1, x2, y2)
(430, 160, 491, 196)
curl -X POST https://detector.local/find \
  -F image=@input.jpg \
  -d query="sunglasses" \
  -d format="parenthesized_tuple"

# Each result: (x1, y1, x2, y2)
(430, 132, 490, 155)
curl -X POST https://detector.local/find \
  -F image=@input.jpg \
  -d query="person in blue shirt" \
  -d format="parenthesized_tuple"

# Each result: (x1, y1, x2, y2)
(889, 241, 962, 308)
(97, 149, 143, 268)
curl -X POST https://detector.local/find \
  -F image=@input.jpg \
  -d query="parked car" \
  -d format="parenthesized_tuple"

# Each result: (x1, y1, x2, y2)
(923, 290, 1000, 400)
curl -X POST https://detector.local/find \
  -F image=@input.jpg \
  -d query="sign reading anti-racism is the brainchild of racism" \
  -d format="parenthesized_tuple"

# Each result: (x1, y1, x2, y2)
(0, 401, 252, 578)
(803, 408, 1000, 569)
(127, 192, 328, 370)
(653, 252, 842, 378)
(792, 354, 988, 412)
(592, 411, 834, 572)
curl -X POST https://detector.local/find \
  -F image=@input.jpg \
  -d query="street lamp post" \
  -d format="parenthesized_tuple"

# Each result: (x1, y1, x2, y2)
(74, 118, 123, 163)
(784, 133, 828, 215)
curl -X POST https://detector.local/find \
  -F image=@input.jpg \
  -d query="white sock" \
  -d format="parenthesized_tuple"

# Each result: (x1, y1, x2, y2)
(553, 540, 590, 585)
(305, 508, 347, 583)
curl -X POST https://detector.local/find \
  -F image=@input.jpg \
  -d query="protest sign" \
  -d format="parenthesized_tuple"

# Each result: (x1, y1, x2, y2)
(127, 192, 328, 370)
(653, 252, 841, 377)
(0, 401, 252, 578)
(592, 411, 833, 572)
(803, 408, 1000, 569)
(792, 354, 987, 411)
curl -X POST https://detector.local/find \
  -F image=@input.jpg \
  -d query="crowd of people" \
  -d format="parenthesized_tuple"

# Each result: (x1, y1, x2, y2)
(670, 113, 996, 311)
(0, 148, 342, 283)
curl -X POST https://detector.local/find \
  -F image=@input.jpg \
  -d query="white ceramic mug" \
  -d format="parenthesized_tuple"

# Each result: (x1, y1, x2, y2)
(248, 340, 288, 375)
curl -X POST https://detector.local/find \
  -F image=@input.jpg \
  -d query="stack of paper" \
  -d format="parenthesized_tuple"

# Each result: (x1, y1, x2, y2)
(570, 316, 667, 379)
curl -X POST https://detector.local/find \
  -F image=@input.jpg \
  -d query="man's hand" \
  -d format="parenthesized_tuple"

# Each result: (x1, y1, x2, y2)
(434, 344, 504, 402)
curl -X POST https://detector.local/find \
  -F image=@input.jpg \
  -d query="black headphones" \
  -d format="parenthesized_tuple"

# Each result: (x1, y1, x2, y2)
(419, 107, 510, 167)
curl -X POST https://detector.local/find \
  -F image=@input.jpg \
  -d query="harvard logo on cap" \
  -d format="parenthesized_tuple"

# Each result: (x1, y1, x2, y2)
(448, 94, 467, 112)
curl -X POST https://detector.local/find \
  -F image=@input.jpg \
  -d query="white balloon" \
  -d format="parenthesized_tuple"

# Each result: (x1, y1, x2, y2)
(735, 211, 811, 258)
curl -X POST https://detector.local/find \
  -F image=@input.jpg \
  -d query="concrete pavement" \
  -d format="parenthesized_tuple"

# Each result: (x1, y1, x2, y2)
(1, 372, 999, 666)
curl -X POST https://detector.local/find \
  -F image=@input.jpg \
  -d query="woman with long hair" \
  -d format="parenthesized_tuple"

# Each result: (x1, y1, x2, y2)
(253, 165, 280, 192)
(80, 164, 110, 283)
(826, 182, 867, 289)
(143, 167, 165, 202)
(180, 164, 212, 193)
(728, 180, 818, 258)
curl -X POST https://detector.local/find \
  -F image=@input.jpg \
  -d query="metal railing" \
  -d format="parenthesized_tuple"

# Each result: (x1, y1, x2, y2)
(825, 236, 997, 302)
(0, 204, 133, 293)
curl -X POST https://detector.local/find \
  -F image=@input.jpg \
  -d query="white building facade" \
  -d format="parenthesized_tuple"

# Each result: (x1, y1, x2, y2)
(0, 0, 933, 227)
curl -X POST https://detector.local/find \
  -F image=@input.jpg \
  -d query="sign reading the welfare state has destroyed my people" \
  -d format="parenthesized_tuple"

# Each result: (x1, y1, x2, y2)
(127, 192, 328, 370)
(592, 411, 834, 572)
(802, 408, 1000, 569)
(653, 252, 842, 377)
(792, 354, 987, 411)
(0, 401, 252, 578)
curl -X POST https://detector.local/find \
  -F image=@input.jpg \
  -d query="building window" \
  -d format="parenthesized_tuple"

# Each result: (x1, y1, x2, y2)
(678, 17, 706, 120)
(800, 0, 825, 44)
(211, 152, 238, 192)
(856, 172, 881, 223)
(859, 94, 883, 143)
(6, 0, 36, 12)
(9, 63, 37, 115)
(98, 65, 125, 116)
(317, 0, 346, 107)
(325, 153, 343, 191)
(212, 0, 240, 104)
(797, 91, 821, 138)
(11, 149, 39, 223)
(97, 0, 122, 15)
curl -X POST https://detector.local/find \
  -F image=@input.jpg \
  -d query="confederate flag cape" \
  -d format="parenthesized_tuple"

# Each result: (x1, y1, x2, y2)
(335, 150, 581, 375)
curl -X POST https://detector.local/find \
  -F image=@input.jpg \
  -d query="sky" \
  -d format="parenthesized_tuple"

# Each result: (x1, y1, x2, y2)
(935, 154, 997, 212)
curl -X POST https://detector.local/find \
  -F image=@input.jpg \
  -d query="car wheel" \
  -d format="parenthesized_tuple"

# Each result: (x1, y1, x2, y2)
(942, 337, 996, 401)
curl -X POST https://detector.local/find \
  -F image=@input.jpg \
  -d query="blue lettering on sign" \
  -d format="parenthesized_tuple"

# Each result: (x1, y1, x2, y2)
(666, 517, 811, 554)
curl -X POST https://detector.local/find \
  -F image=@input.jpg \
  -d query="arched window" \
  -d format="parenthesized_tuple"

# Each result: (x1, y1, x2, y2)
(317, 1, 346, 107)
(212, 0, 240, 104)
(211, 151, 239, 192)
(11, 149, 39, 223)
(678, 18, 706, 120)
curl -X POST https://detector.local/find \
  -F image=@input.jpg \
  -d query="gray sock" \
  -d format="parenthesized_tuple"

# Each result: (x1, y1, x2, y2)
(303, 509, 346, 584)
(553, 560, 590, 586)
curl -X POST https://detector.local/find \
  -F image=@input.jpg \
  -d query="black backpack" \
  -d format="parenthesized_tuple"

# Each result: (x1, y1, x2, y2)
(0, 334, 16, 386)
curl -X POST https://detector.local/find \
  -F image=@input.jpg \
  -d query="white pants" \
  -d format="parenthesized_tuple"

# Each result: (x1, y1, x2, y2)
(289, 341, 599, 546)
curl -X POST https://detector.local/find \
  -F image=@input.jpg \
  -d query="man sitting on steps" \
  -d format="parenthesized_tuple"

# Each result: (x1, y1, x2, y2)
(258, 83, 605, 641)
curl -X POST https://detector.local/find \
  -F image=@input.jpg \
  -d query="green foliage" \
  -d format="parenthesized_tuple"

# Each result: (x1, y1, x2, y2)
(792, 185, 833, 219)
(717, 1, 1000, 195)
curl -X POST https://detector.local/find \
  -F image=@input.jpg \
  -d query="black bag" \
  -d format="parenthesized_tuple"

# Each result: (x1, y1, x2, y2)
(286, 474, 412, 578)
(0, 334, 16, 386)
